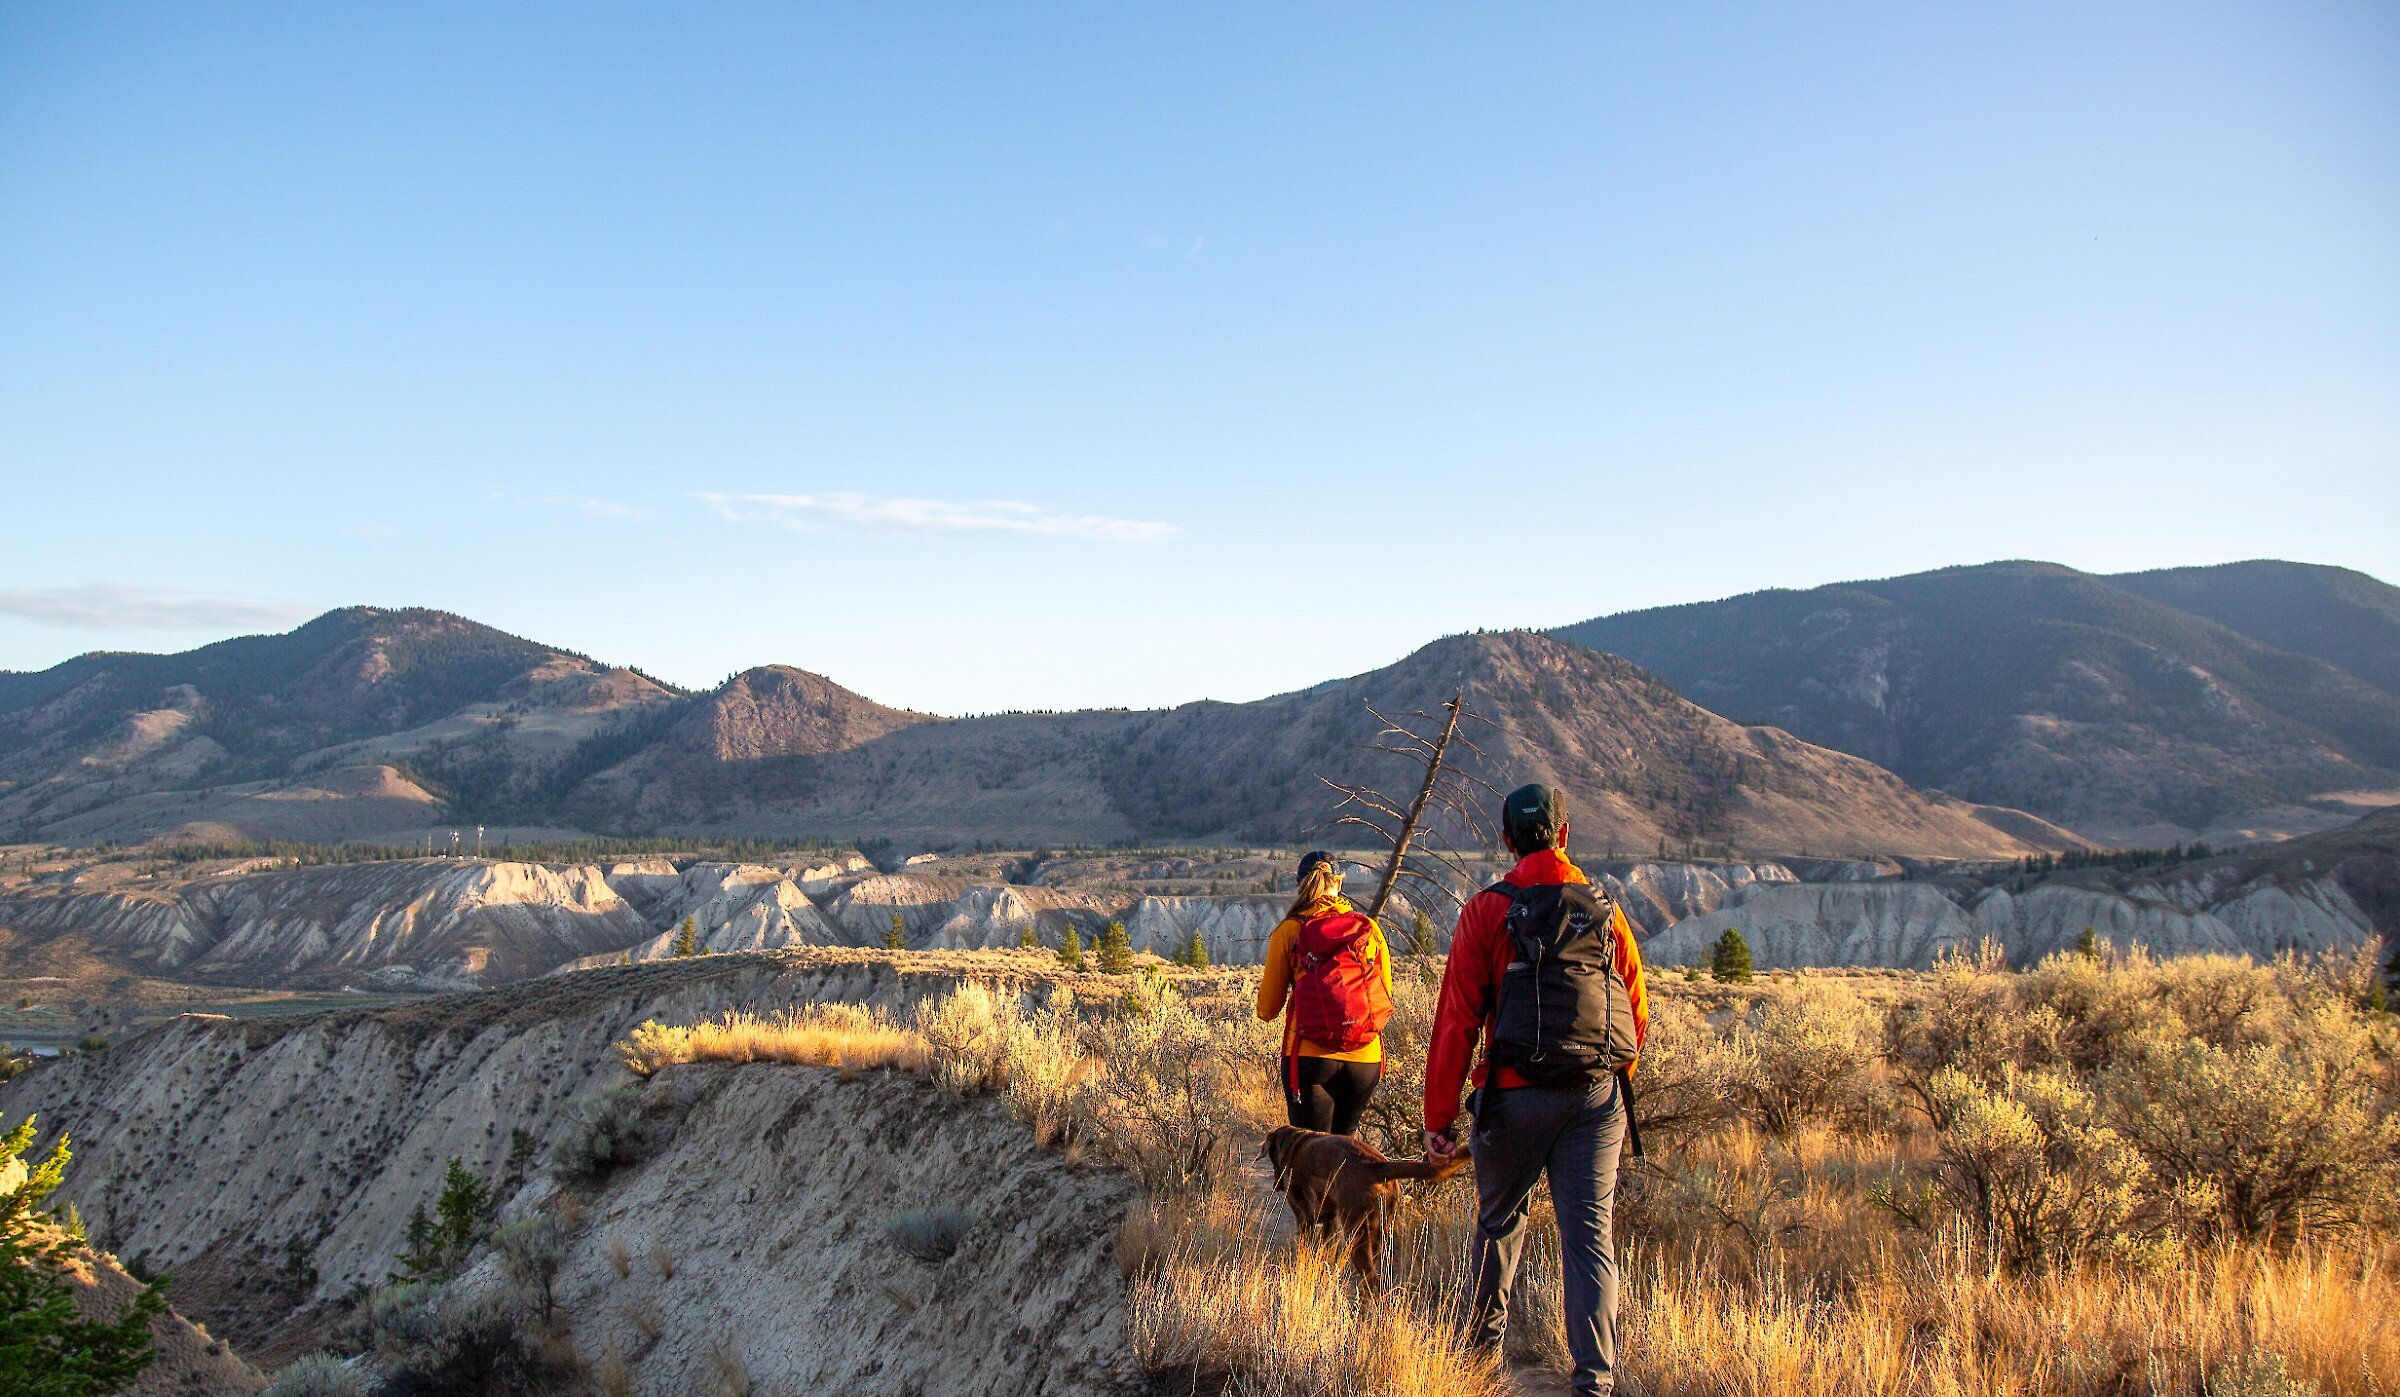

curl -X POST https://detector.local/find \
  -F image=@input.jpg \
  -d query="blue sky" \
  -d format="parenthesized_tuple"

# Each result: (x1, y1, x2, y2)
(3, 2, 2394, 714)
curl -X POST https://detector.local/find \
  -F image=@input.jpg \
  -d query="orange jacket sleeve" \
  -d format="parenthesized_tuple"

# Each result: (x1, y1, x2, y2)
(1612, 902, 1648, 1070)
(1423, 889, 1506, 1135)
(1256, 917, 1299, 1023)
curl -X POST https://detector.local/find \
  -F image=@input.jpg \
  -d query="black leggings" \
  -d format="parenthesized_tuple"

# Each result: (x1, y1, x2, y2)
(1283, 1056, 1382, 1135)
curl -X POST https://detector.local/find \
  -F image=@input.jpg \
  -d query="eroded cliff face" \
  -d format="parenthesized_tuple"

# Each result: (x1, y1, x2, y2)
(538, 1065, 1138, 1395)
(0, 948, 1162, 1389)
(1645, 866, 2376, 969)
(9, 827, 2387, 996)
(1597, 862, 1800, 936)
(0, 859, 659, 989)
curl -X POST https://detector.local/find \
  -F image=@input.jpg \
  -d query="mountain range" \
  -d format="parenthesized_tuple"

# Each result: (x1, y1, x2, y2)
(1553, 560, 2400, 845)
(0, 607, 2063, 859)
(3, 557, 2393, 857)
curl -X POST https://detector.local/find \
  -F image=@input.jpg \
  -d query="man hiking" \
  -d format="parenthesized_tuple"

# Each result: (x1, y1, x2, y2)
(1424, 784, 1648, 1396)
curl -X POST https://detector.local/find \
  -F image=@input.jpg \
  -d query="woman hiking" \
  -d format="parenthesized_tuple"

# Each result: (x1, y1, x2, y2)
(1256, 850, 1395, 1135)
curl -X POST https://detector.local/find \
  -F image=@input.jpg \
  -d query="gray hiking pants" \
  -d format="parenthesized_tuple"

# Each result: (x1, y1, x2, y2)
(1467, 1077, 1627, 1397)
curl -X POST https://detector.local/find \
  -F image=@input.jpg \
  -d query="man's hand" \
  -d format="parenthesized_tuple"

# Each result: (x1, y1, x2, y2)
(1424, 1128, 1462, 1161)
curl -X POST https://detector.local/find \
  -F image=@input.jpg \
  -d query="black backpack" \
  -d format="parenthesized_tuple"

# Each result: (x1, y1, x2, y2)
(1488, 880, 1640, 1087)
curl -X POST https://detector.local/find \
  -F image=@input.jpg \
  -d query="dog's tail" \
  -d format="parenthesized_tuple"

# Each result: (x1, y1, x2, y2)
(1370, 1154, 1470, 1184)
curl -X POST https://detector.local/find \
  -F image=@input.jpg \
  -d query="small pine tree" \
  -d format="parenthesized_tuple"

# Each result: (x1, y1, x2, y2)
(2076, 926, 2100, 960)
(1097, 920, 1134, 975)
(886, 913, 907, 951)
(1018, 923, 1040, 951)
(672, 916, 700, 958)
(401, 1157, 494, 1282)
(1406, 910, 1438, 959)
(1180, 930, 1210, 969)
(1057, 925, 1085, 972)
(0, 1115, 162, 1394)
(1709, 928, 1754, 983)
(397, 1203, 440, 1280)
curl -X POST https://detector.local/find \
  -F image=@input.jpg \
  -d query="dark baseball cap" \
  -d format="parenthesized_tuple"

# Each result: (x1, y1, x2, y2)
(1501, 784, 1565, 850)
(1298, 850, 1342, 879)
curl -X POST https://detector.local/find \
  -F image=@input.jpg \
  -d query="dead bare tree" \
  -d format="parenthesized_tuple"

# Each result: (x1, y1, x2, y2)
(1318, 690, 1504, 921)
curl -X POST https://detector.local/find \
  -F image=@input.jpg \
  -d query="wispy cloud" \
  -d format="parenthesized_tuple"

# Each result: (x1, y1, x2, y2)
(572, 498, 650, 519)
(494, 491, 651, 520)
(695, 491, 1178, 544)
(0, 584, 311, 632)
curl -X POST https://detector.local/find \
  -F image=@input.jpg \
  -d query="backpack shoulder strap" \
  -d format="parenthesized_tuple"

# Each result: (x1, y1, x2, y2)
(1485, 879, 1520, 902)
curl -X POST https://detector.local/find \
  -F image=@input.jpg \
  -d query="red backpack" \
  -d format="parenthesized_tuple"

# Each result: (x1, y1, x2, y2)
(1288, 910, 1392, 1051)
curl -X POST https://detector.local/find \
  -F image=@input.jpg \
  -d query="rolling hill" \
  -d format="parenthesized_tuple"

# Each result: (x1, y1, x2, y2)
(0, 607, 680, 841)
(0, 613, 2061, 859)
(1552, 561, 2400, 843)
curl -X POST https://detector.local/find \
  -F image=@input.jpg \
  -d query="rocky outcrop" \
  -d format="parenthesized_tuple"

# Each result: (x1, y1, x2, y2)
(196, 860, 651, 987)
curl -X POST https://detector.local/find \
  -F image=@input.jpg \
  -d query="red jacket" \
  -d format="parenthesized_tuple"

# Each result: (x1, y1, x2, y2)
(1423, 847, 1650, 1135)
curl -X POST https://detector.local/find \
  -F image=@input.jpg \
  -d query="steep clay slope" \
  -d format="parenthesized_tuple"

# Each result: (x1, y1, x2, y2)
(0, 949, 1165, 1385)
(546, 1064, 1138, 1395)
(56, 1241, 265, 1395)
(1554, 561, 2400, 841)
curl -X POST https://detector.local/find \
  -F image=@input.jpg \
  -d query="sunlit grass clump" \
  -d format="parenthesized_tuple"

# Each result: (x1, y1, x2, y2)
(614, 1004, 925, 1077)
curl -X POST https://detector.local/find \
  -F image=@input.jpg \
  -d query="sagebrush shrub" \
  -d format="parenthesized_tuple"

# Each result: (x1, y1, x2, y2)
(1354, 974, 1440, 1159)
(1917, 1066, 2159, 1272)
(2097, 1005, 2400, 1243)
(1623, 996, 1746, 1139)
(261, 1354, 370, 1397)
(366, 1281, 581, 1397)
(550, 1083, 669, 1183)
(1886, 948, 2060, 1114)
(913, 980, 1275, 1192)
(1070, 987, 1275, 1192)
(882, 1206, 975, 1262)
(1730, 981, 1870, 1136)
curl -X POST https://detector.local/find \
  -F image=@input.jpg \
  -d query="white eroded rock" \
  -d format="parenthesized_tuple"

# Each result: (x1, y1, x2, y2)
(1647, 882, 1979, 969)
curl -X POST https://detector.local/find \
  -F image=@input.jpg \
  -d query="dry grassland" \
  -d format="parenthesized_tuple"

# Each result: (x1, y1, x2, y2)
(616, 946, 2400, 1396)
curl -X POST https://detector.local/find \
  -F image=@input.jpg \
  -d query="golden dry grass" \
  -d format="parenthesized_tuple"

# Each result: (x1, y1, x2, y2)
(1616, 1236, 2400, 1397)
(613, 1004, 925, 1077)
(1123, 1191, 1509, 1397)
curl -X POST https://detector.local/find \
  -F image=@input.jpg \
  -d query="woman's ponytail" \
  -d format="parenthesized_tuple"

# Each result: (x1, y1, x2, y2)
(1284, 862, 1347, 924)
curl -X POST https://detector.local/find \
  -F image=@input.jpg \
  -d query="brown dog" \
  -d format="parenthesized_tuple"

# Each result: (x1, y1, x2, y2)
(1261, 1125, 1469, 1288)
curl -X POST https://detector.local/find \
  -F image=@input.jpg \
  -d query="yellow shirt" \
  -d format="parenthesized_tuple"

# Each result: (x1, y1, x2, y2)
(1256, 903, 1393, 1063)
